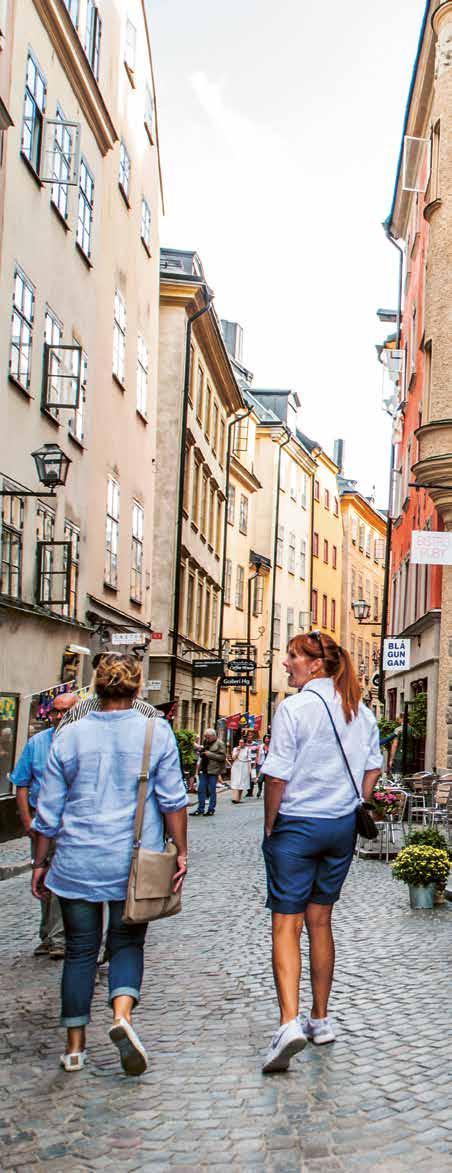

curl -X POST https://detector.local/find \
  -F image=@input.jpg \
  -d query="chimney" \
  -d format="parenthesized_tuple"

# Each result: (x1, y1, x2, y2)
(333, 438, 344, 474)
(221, 320, 243, 362)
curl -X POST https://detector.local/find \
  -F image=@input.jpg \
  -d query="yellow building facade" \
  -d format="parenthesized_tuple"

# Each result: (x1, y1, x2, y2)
(311, 451, 343, 640)
(340, 487, 386, 711)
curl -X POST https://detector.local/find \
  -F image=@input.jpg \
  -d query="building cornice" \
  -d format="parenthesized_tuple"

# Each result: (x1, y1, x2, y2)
(32, 0, 118, 156)
(160, 274, 242, 414)
(340, 493, 387, 534)
(230, 454, 262, 494)
(390, 3, 436, 238)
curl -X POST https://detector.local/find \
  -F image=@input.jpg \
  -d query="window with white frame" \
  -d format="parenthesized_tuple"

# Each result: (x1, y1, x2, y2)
(224, 558, 232, 605)
(191, 460, 200, 524)
(21, 52, 46, 173)
(276, 524, 284, 568)
(195, 579, 204, 642)
(63, 0, 79, 25)
(358, 522, 365, 550)
(125, 19, 136, 75)
(36, 504, 55, 604)
(301, 473, 307, 509)
(287, 607, 294, 644)
(252, 575, 263, 616)
(119, 141, 131, 203)
(299, 537, 306, 579)
(62, 519, 80, 618)
(288, 531, 296, 573)
(10, 267, 34, 389)
(212, 401, 219, 453)
(227, 484, 235, 525)
(239, 494, 248, 535)
(51, 108, 72, 219)
(204, 384, 211, 438)
(85, 1, 102, 80)
(144, 84, 154, 140)
(204, 587, 211, 646)
(77, 158, 94, 258)
(136, 335, 148, 417)
(105, 477, 120, 588)
(186, 573, 194, 635)
(113, 290, 126, 384)
(235, 565, 244, 610)
(208, 485, 215, 545)
(331, 598, 336, 631)
(141, 197, 151, 252)
(200, 473, 208, 536)
(290, 463, 297, 500)
(410, 303, 417, 377)
(211, 591, 218, 649)
(365, 528, 371, 557)
(130, 501, 144, 602)
(44, 309, 63, 416)
(273, 603, 281, 650)
(68, 347, 87, 443)
(0, 491, 23, 598)
(324, 487, 330, 510)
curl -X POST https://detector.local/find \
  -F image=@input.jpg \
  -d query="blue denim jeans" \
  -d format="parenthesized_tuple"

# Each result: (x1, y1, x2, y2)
(197, 772, 217, 814)
(59, 898, 148, 1027)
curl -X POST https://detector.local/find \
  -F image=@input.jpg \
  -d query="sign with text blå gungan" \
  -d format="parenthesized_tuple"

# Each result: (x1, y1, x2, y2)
(411, 530, 452, 565)
(383, 639, 411, 673)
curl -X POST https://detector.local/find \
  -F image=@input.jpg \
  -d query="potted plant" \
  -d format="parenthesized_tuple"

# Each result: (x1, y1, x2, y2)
(369, 786, 401, 821)
(392, 845, 450, 909)
(174, 729, 198, 788)
(407, 827, 451, 904)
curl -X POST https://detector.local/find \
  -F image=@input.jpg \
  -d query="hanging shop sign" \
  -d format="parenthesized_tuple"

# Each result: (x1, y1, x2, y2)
(228, 658, 257, 673)
(111, 631, 147, 646)
(383, 639, 410, 672)
(221, 674, 253, 688)
(147, 680, 162, 691)
(226, 712, 242, 730)
(192, 658, 225, 678)
(411, 531, 452, 566)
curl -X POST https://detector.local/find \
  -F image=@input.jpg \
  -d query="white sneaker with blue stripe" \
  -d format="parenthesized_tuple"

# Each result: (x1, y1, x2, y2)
(302, 1014, 335, 1045)
(262, 1017, 307, 1073)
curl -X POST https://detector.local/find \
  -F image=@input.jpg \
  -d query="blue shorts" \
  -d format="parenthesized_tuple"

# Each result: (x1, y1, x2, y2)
(262, 812, 356, 914)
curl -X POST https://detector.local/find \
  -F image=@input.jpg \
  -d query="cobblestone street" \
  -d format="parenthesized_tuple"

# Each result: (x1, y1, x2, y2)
(1, 795, 451, 1172)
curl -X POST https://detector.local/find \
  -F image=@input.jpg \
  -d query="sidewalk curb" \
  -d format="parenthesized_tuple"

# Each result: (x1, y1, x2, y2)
(0, 861, 31, 882)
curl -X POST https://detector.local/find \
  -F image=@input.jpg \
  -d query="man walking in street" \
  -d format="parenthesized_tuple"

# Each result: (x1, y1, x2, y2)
(13, 692, 77, 957)
(190, 728, 226, 817)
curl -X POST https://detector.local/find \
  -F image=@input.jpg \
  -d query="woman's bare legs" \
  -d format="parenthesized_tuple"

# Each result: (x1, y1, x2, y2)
(304, 902, 335, 1018)
(271, 912, 304, 1023)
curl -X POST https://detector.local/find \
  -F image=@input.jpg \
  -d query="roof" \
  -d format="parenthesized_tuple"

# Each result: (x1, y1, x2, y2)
(160, 248, 205, 279)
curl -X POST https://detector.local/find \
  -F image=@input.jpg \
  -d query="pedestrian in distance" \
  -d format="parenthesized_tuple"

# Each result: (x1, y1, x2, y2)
(261, 631, 382, 1074)
(31, 654, 188, 1076)
(256, 733, 271, 798)
(230, 737, 251, 802)
(190, 728, 226, 817)
(13, 692, 78, 958)
(245, 728, 264, 798)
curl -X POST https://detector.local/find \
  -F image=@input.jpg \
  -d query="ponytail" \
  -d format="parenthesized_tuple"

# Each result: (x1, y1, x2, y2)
(287, 633, 361, 723)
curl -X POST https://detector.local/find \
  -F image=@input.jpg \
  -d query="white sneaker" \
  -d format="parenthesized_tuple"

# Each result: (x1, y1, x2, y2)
(262, 1018, 307, 1073)
(302, 1014, 335, 1045)
(109, 1017, 148, 1076)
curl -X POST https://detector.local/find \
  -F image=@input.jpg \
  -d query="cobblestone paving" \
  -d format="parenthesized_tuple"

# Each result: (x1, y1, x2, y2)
(1, 796, 451, 1172)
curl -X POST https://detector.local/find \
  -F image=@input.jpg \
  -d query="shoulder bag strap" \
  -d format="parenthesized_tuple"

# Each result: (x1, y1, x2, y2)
(304, 689, 361, 802)
(133, 718, 156, 847)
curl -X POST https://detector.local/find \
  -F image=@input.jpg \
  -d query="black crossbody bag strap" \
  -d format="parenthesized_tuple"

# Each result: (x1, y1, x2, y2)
(304, 689, 360, 799)
(304, 689, 379, 840)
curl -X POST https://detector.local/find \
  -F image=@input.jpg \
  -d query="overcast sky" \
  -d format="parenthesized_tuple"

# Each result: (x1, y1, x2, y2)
(149, 0, 423, 506)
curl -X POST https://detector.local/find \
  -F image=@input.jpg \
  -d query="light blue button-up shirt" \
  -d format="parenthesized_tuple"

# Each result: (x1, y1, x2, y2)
(11, 726, 54, 809)
(33, 710, 188, 902)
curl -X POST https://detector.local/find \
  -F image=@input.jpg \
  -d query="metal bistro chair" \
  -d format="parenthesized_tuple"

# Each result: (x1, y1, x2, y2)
(404, 775, 435, 832)
(427, 780, 452, 838)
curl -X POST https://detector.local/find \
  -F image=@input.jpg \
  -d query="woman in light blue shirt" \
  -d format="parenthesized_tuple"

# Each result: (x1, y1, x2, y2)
(32, 653, 188, 1076)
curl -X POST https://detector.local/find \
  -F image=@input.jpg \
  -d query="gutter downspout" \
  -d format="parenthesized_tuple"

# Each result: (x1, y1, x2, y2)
(379, 226, 404, 708)
(169, 285, 213, 703)
(215, 404, 252, 724)
(267, 429, 291, 731)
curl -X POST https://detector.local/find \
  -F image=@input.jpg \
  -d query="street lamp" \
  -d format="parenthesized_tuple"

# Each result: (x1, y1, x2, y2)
(0, 443, 71, 498)
(352, 598, 371, 622)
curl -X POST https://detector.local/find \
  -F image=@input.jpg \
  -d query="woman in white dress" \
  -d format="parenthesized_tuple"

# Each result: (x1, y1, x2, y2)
(230, 739, 251, 803)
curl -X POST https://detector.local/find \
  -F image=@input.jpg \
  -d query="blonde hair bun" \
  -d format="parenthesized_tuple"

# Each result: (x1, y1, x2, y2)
(95, 654, 142, 699)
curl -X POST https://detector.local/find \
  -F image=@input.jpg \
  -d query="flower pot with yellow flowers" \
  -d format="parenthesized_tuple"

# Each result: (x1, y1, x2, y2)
(392, 845, 450, 910)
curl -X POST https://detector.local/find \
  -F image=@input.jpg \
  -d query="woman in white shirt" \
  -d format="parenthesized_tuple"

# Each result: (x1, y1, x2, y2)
(230, 739, 251, 803)
(260, 631, 382, 1074)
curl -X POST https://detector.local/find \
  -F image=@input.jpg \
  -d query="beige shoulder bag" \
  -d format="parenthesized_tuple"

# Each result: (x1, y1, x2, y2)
(122, 719, 182, 924)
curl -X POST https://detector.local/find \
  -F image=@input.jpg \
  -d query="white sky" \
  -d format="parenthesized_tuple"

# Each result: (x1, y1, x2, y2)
(149, 0, 424, 505)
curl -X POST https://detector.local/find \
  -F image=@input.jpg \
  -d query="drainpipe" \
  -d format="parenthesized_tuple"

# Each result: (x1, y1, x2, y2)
(267, 429, 291, 731)
(379, 224, 404, 708)
(215, 404, 252, 724)
(169, 286, 213, 703)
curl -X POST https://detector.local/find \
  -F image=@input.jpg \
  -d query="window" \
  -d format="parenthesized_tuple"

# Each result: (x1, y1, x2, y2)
(313, 531, 319, 557)
(36, 504, 55, 604)
(227, 484, 235, 525)
(365, 578, 371, 605)
(276, 524, 284, 568)
(351, 516, 358, 544)
(63, 520, 80, 618)
(239, 494, 248, 535)
(324, 488, 330, 510)
(311, 589, 318, 624)
(200, 473, 208, 536)
(85, 1, 102, 80)
(314, 479, 320, 501)
(290, 464, 297, 500)
(299, 538, 306, 579)
(323, 539, 329, 564)
(51, 108, 72, 220)
(366, 529, 371, 558)
(192, 460, 200, 524)
(211, 592, 218, 649)
(113, 290, 126, 384)
(208, 485, 215, 545)
(195, 579, 204, 642)
(105, 477, 119, 588)
(358, 637, 363, 671)
(44, 309, 63, 416)
(373, 591, 379, 621)
(287, 607, 294, 644)
(351, 567, 356, 601)
(182, 444, 191, 514)
(63, 0, 79, 25)
(235, 565, 244, 609)
(253, 575, 263, 616)
(224, 559, 232, 605)
(204, 384, 211, 438)
(359, 523, 365, 551)
(196, 364, 204, 422)
(358, 573, 363, 598)
(10, 267, 34, 389)
(216, 498, 222, 553)
(68, 347, 87, 443)
(219, 419, 226, 467)
(130, 502, 144, 602)
(21, 52, 46, 173)
(322, 594, 328, 628)
(273, 603, 281, 650)
(331, 598, 336, 631)
(136, 335, 148, 417)
(288, 531, 296, 573)
(141, 197, 151, 252)
(212, 402, 219, 454)
(410, 302, 417, 378)
(125, 19, 136, 75)
(332, 545, 337, 569)
(119, 141, 131, 203)
(0, 491, 23, 598)
(333, 496, 339, 516)
(186, 573, 194, 636)
(204, 588, 211, 647)
(301, 473, 307, 509)
(77, 158, 94, 258)
(144, 85, 154, 141)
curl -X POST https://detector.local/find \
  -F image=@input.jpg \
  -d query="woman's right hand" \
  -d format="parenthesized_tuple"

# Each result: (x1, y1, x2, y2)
(172, 854, 188, 893)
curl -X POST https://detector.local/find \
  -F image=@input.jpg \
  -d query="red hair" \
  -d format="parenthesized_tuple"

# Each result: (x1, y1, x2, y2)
(288, 632, 361, 724)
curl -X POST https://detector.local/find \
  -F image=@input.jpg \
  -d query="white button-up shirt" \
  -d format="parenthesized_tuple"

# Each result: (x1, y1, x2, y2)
(262, 678, 382, 819)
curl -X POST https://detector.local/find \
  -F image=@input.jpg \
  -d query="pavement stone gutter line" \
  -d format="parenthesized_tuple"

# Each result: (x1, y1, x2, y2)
(0, 835, 31, 880)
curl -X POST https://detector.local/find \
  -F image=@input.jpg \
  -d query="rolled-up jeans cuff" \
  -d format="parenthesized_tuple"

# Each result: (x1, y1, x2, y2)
(109, 985, 140, 1007)
(60, 1013, 90, 1027)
